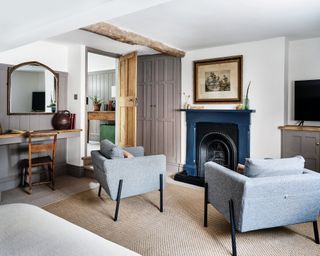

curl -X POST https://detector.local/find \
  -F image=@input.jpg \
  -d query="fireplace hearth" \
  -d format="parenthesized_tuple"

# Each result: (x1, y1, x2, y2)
(174, 109, 255, 186)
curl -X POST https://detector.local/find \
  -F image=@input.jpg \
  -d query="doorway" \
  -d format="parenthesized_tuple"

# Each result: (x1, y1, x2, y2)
(85, 49, 119, 156)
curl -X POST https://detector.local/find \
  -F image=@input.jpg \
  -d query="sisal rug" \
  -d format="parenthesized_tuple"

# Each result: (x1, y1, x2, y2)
(44, 184, 320, 256)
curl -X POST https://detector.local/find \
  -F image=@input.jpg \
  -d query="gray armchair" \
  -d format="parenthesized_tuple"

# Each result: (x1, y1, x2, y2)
(91, 146, 166, 221)
(204, 161, 320, 256)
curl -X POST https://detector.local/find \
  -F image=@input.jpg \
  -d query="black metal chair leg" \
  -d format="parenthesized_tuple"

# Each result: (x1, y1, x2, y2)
(114, 179, 123, 222)
(21, 168, 25, 187)
(313, 221, 320, 244)
(204, 183, 208, 227)
(229, 199, 237, 256)
(159, 174, 163, 212)
(98, 184, 102, 197)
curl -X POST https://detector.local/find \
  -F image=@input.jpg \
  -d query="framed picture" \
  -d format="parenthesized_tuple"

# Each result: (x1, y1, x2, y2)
(194, 55, 242, 104)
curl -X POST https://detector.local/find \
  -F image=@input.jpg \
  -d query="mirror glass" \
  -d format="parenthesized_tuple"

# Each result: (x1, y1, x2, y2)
(8, 62, 58, 114)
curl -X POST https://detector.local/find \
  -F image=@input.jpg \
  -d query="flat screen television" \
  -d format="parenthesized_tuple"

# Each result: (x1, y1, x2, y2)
(295, 80, 320, 122)
(32, 91, 45, 112)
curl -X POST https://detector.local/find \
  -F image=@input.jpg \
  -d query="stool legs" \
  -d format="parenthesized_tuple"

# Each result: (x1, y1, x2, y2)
(27, 166, 32, 194)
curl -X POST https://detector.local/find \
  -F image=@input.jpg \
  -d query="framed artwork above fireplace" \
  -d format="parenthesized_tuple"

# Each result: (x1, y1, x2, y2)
(193, 55, 242, 104)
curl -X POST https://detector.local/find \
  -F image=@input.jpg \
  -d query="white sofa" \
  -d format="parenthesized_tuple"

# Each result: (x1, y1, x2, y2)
(0, 203, 140, 256)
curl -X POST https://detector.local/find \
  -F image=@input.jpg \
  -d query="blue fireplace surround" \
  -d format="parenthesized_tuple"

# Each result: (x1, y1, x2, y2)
(183, 109, 255, 176)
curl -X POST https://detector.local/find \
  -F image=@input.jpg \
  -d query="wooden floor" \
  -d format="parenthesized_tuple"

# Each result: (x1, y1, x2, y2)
(0, 175, 98, 207)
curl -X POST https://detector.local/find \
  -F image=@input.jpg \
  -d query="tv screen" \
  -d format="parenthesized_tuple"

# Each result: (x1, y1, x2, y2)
(295, 80, 320, 121)
(32, 91, 45, 112)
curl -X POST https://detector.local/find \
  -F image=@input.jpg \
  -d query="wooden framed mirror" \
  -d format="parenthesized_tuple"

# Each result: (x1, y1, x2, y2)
(7, 61, 59, 115)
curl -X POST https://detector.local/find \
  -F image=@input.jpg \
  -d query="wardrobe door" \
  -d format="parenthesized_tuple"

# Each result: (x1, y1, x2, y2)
(154, 56, 181, 167)
(137, 57, 154, 155)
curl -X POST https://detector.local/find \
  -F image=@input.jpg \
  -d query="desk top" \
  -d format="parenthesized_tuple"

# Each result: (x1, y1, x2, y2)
(0, 129, 82, 145)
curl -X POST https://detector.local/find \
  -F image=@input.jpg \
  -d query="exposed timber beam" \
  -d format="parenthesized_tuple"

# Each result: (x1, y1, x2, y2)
(81, 22, 185, 58)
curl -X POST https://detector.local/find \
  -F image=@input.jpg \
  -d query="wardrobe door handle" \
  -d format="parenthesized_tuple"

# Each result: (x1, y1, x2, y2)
(316, 142, 320, 146)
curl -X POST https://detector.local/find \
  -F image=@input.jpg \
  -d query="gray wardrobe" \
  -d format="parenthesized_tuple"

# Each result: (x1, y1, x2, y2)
(137, 55, 181, 172)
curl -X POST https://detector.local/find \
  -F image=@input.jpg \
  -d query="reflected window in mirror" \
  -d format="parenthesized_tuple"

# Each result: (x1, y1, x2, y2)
(8, 61, 59, 115)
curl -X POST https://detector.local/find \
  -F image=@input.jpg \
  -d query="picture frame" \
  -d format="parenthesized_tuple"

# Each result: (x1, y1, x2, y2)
(193, 55, 242, 104)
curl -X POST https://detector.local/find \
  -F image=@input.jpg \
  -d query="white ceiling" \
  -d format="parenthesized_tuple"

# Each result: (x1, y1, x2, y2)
(0, 0, 171, 52)
(1, 0, 320, 53)
(110, 0, 320, 50)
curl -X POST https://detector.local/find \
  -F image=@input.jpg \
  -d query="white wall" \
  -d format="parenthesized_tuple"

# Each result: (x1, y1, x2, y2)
(287, 37, 320, 125)
(181, 37, 287, 163)
(0, 41, 68, 71)
(88, 53, 116, 72)
(66, 45, 86, 166)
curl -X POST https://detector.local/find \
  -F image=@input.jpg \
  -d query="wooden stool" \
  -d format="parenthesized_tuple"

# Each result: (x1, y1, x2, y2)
(20, 132, 57, 194)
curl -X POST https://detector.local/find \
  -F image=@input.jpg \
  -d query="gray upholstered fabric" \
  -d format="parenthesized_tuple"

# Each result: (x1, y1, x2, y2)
(100, 139, 124, 159)
(123, 146, 144, 157)
(91, 149, 166, 200)
(205, 161, 320, 233)
(244, 156, 305, 177)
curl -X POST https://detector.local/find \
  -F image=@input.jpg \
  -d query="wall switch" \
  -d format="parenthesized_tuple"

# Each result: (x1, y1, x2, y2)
(74, 94, 78, 100)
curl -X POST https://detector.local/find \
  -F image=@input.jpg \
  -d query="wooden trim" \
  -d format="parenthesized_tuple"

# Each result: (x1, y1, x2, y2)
(7, 61, 60, 115)
(81, 22, 185, 58)
(86, 47, 121, 58)
(279, 125, 320, 132)
(193, 55, 243, 104)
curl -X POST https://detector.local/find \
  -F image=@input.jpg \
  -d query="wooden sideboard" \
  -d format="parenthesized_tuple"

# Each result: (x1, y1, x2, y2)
(87, 111, 115, 143)
(279, 125, 320, 172)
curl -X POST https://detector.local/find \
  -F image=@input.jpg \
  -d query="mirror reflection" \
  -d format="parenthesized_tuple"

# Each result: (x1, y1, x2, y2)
(9, 62, 58, 114)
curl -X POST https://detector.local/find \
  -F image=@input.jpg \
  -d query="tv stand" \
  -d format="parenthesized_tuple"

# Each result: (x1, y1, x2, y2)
(279, 125, 320, 172)
(297, 120, 304, 126)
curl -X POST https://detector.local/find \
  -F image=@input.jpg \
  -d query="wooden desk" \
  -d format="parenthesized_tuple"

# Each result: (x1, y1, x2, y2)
(0, 129, 82, 145)
(87, 111, 115, 143)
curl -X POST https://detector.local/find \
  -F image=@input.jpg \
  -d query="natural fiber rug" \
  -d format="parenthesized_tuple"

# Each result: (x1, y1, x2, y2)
(44, 184, 320, 256)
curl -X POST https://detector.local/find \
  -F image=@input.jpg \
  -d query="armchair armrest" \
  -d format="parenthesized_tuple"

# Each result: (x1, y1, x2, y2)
(204, 162, 248, 229)
(123, 146, 144, 157)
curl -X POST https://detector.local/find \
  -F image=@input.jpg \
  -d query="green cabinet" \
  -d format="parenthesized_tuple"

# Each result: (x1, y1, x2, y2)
(100, 124, 115, 143)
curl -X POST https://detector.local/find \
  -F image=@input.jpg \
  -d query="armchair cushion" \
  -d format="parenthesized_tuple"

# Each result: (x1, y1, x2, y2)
(100, 139, 124, 159)
(244, 155, 305, 177)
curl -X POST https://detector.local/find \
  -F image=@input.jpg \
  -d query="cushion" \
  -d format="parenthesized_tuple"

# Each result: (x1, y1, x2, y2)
(244, 155, 305, 178)
(100, 139, 124, 159)
(123, 150, 134, 158)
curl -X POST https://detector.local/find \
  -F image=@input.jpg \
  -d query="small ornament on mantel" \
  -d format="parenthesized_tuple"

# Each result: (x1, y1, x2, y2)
(183, 92, 191, 109)
(243, 81, 251, 110)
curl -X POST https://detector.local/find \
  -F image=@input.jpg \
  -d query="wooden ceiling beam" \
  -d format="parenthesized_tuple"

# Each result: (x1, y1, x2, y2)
(81, 22, 185, 58)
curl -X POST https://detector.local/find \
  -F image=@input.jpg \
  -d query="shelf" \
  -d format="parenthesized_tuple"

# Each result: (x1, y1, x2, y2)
(179, 109, 256, 113)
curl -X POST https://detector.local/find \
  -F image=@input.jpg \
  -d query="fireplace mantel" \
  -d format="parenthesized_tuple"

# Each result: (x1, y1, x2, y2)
(181, 109, 255, 176)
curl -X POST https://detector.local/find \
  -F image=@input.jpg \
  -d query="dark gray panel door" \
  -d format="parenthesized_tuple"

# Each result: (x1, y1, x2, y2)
(137, 58, 154, 155)
(137, 55, 181, 170)
(301, 132, 320, 171)
(282, 130, 320, 171)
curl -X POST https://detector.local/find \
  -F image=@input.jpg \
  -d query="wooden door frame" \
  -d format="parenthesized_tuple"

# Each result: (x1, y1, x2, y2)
(84, 47, 121, 156)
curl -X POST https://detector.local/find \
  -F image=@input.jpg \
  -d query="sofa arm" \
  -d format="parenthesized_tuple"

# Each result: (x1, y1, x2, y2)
(123, 146, 144, 157)
(105, 155, 166, 200)
(204, 162, 248, 230)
